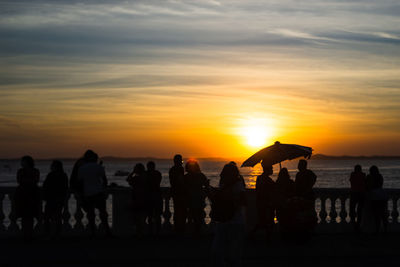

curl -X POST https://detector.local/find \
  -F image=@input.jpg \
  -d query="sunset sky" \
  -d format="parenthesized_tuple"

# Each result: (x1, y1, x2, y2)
(1, 0, 400, 158)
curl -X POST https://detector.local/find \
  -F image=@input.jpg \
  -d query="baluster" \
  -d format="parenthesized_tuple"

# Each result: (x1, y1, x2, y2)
(0, 193, 5, 232)
(62, 192, 72, 232)
(107, 193, 113, 229)
(97, 192, 110, 232)
(8, 193, 20, 232)
(339, 196, 347, 224)
(329, 197, 337, 224)
(319, 196, 327, 224)
(33, 199, 44, 234)
(73, 194, 85, 232)
(391, 197, 399, 224)
(163, 194, 172, 232)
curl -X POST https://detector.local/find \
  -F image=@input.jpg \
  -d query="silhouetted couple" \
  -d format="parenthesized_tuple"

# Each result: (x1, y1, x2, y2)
(169, 155, 209, 236)
(127, 161, 162, 237)
(14, 156, 69, 240)
(350, 165, 388, 233)
(254, 159, 317, 241)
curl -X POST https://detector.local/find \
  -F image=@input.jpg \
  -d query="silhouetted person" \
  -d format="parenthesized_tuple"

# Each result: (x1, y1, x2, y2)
(14, 156, 40, 241)
(127, 163, 149, 237)
(146, 161, 162, 235)
(212, 162, 247, 267)
(220, 161, 246, 188)
(43, 160, 68, 237)
(184, 159, 209, 236)
(77, 152, 110, 237)
(254, 161, 275, 239)
(275, 167, 295, 237)
(293, 159, 317, 241)
(169, 154, 186, 233)
(70, 150, 96, 195)
(349, 165, 366, 232)
(366, 165, 388, 233)
(295, 160, 317, 200)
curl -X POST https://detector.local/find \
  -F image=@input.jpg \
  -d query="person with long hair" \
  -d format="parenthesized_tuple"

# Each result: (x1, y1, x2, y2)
(275, 167, 295, 237)
(14, 155, 41, 241)
(183, 159, 209, 236)
(212, 162, 247, 267)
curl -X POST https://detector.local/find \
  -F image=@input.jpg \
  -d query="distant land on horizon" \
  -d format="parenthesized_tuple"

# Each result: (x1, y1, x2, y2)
(1, 154, 400, 162)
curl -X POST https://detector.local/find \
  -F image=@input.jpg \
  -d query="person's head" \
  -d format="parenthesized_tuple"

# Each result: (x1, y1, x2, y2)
(261, 160, 273, 175)
(278, 167, 290, 180)
(51, 160, 64, 172)
(185, 159, 201, 174)
(84, 150, 98, 162)
(220, 162, 240, 187)
(173, 154, 183, 167)
(21, 155, 34, 169)
(298, 159, 308, 171)
(369, 165, 380, 176)
(147, 161, 156, 171)
(133, 163, 146, 175)
(354, 164, 362, 173)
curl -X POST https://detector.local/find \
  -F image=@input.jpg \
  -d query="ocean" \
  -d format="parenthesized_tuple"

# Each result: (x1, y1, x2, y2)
(1, 158, 399, 189)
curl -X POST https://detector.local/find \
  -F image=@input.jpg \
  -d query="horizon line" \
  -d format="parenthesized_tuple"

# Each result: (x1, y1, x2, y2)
(1, 154, 400, 161)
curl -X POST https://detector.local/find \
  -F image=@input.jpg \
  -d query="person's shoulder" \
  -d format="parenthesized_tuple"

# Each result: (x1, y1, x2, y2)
(307, 169, 316, 176)
(234, 180, 246, 191)
(62, 172, 69, 180)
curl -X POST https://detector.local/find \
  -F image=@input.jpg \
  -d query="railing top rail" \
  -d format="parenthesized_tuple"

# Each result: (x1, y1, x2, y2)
(1, 186, 400, 194)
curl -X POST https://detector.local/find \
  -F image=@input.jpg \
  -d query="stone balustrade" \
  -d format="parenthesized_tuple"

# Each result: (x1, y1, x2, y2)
(0, 187, 399, 236)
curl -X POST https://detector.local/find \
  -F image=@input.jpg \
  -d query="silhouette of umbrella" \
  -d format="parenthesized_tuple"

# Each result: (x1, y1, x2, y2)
(241, 141, 312, 168)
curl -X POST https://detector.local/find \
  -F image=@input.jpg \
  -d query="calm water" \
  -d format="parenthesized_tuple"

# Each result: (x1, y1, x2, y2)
(1, 158, 399, 189)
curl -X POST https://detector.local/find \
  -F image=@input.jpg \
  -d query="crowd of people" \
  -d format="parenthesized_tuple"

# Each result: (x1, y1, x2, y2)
(13, 150, 388, 254)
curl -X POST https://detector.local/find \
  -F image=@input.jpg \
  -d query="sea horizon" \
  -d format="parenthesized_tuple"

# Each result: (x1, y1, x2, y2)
(1, 153, 400, 162)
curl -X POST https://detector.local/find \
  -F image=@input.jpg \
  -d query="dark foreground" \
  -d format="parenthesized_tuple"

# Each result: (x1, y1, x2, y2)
(1, 233, 399, 267)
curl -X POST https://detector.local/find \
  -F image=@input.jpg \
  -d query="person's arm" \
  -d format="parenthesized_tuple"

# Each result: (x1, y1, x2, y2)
(63, 173, 69, 194)
(16, 169, 22, 185)
(34, 169, 40, 184)
(202, 174, 210, 188)
(101, 168, 108, 187)
(157, 171, 162, 186)
(42, 175, 49, 201)
(311, 171, 317, 186)
(169, 168, 176, 188)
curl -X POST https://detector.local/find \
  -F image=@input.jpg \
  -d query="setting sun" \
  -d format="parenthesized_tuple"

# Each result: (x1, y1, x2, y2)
(239, 118, 274, 149)
(245, 125, 269, 148)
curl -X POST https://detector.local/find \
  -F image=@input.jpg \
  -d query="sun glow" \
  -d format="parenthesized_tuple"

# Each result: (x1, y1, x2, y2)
(239, 118, 274, 149)
(244, 125, 270, 148)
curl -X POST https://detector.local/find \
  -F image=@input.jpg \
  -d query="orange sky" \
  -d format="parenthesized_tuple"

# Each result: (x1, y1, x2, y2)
(1, 1, 400, 158)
